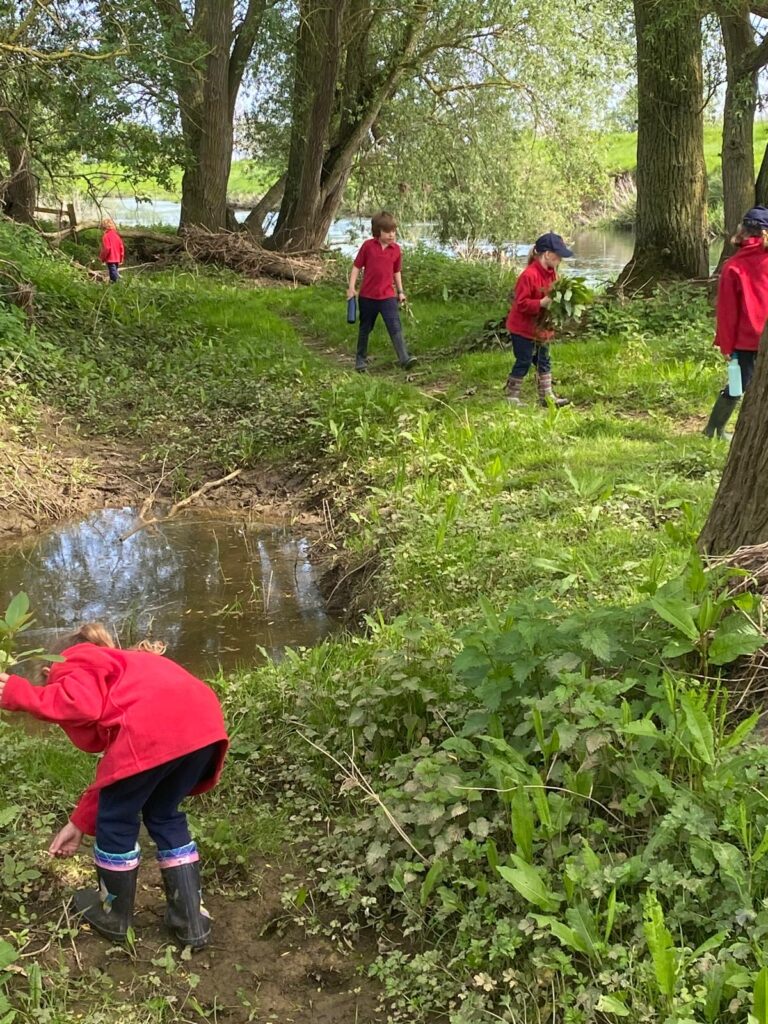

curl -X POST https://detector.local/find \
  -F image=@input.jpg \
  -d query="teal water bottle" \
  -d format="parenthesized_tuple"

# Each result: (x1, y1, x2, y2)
(728, 355, 743, 398)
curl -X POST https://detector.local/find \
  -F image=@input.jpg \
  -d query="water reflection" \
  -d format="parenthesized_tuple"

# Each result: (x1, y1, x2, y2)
(0, 509, 336, 677)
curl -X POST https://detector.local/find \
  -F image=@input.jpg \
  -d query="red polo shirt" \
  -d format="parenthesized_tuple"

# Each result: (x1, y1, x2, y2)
(354, 238, 402, 299)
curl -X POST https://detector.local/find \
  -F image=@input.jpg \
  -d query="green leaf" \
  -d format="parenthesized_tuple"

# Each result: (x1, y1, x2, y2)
(532, 914, 590, 954)
(420, 859, 445, 907)
(709, 614, 766, 666)
(643, 890, 677, 998)
(650, 595, 700, 643)
(0, 940, 16, 971)
(511, 787, 534, 863)
(596, 994, 630, 1017)
(620, 719, 658, 737)
(722, 712, 759, 751)
(3, 593, 30, 632)
(754, 965, 768, 1024)
(680, 694, 715, 765)
(497, 856, 562, 912)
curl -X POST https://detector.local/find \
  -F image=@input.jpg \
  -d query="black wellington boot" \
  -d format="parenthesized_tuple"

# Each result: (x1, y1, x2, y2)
(703, 392, 740, 439)
(73, 866, 138, 943)
(161, 862, 211, 949)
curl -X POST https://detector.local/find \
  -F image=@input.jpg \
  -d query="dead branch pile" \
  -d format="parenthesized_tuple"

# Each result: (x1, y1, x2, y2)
(180, 227, 326, 285)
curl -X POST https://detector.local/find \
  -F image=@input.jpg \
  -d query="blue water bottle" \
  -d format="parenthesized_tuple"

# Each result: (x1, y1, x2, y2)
(347, 296, 357, 324)
(727, 355, 743, 398)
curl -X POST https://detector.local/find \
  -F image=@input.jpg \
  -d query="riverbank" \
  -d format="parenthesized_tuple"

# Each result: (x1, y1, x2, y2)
(4, 220, 768, 1023)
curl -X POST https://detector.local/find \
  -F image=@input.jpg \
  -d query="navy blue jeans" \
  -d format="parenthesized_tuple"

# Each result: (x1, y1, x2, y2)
(357, 297, 410, 366)
(508, 334, 551, 379)
(96, 743, 220, 853)
(107, 262, 120, 283)
(723, 349, 756, 398)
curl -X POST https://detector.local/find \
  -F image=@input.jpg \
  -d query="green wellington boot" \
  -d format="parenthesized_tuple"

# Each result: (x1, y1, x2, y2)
(702, 392, 740, 440)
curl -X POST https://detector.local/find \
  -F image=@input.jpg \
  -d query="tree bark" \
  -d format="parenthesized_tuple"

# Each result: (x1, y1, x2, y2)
(616, 0, 708, 288)
(717, 6, 758, 268)
(700, 334, 768, 552)
(267, 0, 428, 253)
(242, 175, 286, 239)
(0, 109, 36, 224)
(153, 0, 267, 232)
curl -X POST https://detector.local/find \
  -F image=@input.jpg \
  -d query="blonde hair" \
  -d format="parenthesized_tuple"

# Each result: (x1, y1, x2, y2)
(60, 622, 166, 655)
(101, 218, 116, 231)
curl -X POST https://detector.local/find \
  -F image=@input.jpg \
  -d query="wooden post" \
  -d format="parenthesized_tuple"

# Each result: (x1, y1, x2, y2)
(66, 203, 77, 232)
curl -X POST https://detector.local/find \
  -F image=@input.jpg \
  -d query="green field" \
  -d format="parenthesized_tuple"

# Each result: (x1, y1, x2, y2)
(604, 120, 768, 175)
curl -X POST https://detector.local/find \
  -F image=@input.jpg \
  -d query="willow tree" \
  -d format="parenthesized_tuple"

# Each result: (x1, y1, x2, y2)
(617, 0, 708, 286)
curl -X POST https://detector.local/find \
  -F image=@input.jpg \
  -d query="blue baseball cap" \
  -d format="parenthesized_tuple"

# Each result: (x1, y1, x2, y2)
(742, 206, 768, 229)
(534, 232, 573, 258)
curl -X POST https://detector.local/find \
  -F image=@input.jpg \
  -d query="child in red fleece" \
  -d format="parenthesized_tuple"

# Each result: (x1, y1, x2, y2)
(0, 623, 228, 949)
(99, 218, 125, 283)
(503, 232, 573, 407)
(703, 206, 768, 440)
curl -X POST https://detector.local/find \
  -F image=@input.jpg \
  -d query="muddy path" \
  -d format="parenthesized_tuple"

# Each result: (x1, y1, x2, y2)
(21, 852, 383, 1023)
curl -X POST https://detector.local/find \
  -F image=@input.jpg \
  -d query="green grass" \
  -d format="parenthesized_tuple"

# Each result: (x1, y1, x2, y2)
(604, 120, 768, 175)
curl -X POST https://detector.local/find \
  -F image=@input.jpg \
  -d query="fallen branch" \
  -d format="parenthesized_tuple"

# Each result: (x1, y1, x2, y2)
(118, 468, 242, 542)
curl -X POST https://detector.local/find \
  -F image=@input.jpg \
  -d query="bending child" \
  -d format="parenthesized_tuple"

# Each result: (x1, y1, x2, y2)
(703, 205, 768, 440)
(347, 211, 417, 372)
(0, 623, 228, 949)
(503, 232, 572, 407)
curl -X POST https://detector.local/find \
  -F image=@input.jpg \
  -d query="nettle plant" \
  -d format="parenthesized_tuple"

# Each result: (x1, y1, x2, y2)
(325, 554, 768, 1022)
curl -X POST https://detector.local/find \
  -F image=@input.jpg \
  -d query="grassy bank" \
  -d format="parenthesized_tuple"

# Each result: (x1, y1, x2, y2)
(3, 222, 768, 1023)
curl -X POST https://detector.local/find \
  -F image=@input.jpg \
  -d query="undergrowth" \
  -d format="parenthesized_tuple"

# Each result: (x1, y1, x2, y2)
(2, 220, 764, 1024)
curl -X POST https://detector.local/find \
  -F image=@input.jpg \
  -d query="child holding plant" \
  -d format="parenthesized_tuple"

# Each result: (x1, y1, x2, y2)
(503, 232, 573, 407)
(0, 623, 228, 949)
(99, 218, 125, 283)
(347, 210, 418, 372)
(703, 205, 768, 440)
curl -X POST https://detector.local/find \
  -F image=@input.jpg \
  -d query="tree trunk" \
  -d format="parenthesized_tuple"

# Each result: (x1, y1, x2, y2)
(177, 1, 234, 231)
(1, 143, 37, 224)
(243, 175, 286, 239)
(268, 0, 348, 251)
(616, 0, 708, 288)
(700, 335, 768, 552)
(717, 6, 758, 268)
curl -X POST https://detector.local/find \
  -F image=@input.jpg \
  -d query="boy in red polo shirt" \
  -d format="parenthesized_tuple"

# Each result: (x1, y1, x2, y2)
(347, 211, 417, 372)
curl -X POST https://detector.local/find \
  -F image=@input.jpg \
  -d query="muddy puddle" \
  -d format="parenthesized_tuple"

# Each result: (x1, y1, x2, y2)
(0, 508, 337, 677)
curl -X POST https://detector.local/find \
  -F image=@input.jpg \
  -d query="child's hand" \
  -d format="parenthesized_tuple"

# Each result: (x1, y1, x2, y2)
(398, 291, 407, 305)
(346, 287, 356, 299)
(0, 672, 8, 702)
(49, 821, 83, 858)
(540, 296, 553, 309)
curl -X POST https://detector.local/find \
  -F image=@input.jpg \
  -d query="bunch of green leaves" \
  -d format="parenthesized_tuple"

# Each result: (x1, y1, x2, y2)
(0, 594, 57, 671)
(543, 274, 595, 327)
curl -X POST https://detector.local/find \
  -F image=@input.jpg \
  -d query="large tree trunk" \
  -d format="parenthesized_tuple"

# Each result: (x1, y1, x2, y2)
(1, 143, 37, 224)
(268, 0, 348, 251)
(700, 337, 768, 552)
(616, 0, 708, 288)
(153, 0, 266, 232)
(267, 0, 428, 253)
(178, 1, 234, 230)
(717, 6, 758, 268)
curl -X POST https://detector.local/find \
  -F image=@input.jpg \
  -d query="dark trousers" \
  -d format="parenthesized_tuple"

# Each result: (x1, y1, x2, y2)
(107, 262, 120, 283)
(723, 348, 756, 397)
(96, 743, 220, 853)
(507, 334, 552, 379)
(357, 296, 410, 366)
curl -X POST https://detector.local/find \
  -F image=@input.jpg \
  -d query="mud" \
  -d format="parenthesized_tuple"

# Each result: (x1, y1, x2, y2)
(32, 856, 383, 1023)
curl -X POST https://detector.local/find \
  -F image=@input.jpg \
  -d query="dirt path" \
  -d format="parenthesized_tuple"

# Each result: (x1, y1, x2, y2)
(27, 853, 383, 1023)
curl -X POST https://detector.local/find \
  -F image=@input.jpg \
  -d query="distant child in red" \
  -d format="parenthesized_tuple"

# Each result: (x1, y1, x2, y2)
(703, 206, 768, 439)
(99, 218, 125, 283)
(0, 623, 228, 949)
(347, 210, 417, 372)
(503, 232, 572, 407)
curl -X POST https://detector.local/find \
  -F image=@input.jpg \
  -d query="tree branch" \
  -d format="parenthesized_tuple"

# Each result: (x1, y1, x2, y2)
(228, 0, 269, 114)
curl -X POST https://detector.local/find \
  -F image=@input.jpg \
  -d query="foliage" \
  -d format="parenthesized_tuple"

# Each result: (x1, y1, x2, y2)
(542, 275, 595, 328)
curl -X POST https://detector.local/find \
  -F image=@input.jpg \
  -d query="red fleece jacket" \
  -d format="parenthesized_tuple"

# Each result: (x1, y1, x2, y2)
(99, 228, 125, 265)
(506, 260, 557, 341)
(715, 236, 768, 355)
(1, 644, 228, 835)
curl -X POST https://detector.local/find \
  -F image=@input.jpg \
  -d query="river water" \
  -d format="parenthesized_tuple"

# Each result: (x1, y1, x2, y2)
(96, 197, 642, 285)
(0, 510, 336, 679)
